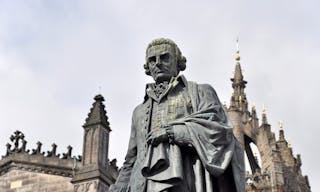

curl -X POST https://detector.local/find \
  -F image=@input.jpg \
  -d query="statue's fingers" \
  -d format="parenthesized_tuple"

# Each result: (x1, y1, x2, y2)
(152, 138, 159, 146)
(146, 131, 154, 139)
(146, 134, 153, 144)
(146, 137, 150, 144)
(147, 139, 153, 145)
(151, 138, 156, 145)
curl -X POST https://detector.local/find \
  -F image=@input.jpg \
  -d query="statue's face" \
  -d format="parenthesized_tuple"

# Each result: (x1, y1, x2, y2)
(146, 44, 178, 83)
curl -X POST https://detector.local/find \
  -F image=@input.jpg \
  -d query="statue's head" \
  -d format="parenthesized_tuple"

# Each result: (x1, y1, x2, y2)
(144, 38, 186, 83)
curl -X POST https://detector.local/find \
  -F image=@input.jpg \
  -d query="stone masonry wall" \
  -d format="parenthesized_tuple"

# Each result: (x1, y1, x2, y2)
(0, 169, 73, 192)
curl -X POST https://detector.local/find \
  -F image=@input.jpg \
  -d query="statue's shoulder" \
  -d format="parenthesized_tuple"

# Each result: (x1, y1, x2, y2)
(133, 103, 144, 114)
(186, 81, 216, 93)
(132, 99, 151, 117)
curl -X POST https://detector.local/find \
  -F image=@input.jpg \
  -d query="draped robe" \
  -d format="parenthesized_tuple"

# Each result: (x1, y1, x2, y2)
(109, 76, 245, 192)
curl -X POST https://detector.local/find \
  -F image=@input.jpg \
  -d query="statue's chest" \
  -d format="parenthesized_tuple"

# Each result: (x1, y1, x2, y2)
(139, 88, 193, 134)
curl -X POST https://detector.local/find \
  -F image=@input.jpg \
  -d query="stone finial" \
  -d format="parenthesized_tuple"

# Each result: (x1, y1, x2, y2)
(261, 105, 268, 125)
(47, 143, 60, 158)
(62, 145, 73, 159)
(4, 130, 29, 156)
(94, 94, 104, 102)
(305, 176, 310, 188)
(10, 130, 25, 152)
(110, 158, 118, 170)
(288, 139, 292, 148)
(296, 154, 302, 167)
(251, 104, 257, 119)
(21, 140, 30, 153)
(83, 94, 110, 131)
(279, 130, 285, 141)
(229, 94, 236, 108)
(31, 141, 45, 155)
(5, 143, 12, 157)
(223, 101, 227, 108)
(278, 121, 285, 140)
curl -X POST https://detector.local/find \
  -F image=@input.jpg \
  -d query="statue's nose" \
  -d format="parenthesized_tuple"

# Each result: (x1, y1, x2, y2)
(155, 56, 161, 67)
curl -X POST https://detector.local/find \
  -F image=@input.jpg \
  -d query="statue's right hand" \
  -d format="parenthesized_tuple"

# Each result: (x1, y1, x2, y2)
(146, 127, 170, 146)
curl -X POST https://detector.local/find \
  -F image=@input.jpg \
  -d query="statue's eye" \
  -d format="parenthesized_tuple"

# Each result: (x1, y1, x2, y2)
(148, 56, 156, 64)
(160, 53, 169, 62)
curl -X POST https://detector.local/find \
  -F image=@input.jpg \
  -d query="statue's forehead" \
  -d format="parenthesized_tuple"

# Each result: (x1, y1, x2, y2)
(147, 44, 174, 57)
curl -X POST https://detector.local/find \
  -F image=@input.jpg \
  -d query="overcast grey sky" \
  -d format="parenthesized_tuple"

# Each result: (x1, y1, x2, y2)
(0, 0, 319, 190)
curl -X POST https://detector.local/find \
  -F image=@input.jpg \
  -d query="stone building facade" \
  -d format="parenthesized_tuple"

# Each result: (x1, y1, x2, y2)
(0, 95, 119, 192)
(0, 49, 311, 192)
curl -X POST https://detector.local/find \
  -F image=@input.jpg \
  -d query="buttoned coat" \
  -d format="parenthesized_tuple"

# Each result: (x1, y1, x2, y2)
(109, 76, 245, 192)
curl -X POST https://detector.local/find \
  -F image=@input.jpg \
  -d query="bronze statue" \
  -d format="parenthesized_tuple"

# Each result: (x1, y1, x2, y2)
(109, 38, 245, 192)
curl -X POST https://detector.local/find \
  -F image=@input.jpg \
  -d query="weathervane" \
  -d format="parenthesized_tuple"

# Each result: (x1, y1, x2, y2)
(262, 104, 266, 114)
(98, 85, 102, 94)
(279, 120, 283, 130)
(235, 37, 241, 61)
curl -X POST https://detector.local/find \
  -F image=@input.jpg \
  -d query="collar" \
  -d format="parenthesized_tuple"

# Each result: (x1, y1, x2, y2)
(143, 75, 188, 103)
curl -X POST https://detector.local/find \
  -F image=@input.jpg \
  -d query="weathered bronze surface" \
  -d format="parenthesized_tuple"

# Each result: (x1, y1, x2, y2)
(109, 38, 245, 192)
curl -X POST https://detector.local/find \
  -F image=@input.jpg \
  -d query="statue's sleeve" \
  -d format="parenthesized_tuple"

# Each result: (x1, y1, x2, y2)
(109, 110, 138, 192)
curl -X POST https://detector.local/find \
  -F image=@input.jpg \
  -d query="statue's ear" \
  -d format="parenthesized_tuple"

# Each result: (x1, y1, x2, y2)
(143, 63, 151, 75)
(178, 56, 187, 71)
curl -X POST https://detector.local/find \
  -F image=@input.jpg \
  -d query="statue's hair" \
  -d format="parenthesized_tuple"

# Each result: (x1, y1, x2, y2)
(144, 38, 187, 75)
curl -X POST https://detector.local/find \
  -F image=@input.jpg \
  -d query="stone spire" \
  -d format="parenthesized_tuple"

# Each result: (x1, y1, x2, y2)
(83, 94, 110, 130)
(72, 94, 113, 192)
(230, 38, 248, 113)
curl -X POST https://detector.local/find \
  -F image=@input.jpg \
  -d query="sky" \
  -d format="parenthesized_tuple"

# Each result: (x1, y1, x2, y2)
(0, 0, 319, 190)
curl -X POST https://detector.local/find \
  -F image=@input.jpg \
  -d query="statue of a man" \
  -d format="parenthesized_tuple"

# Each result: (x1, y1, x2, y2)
(109, 38, 245, 192)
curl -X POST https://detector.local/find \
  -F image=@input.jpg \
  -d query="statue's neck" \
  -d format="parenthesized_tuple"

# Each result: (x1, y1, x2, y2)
(153, 81, 170, 98)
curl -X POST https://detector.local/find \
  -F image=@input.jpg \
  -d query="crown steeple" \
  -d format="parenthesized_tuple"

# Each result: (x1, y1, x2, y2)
(230, 38, 248, 113)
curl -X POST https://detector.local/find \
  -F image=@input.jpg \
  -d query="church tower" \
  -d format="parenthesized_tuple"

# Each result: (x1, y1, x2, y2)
(226, 40, 310, 192)
(72, 94, 116, 192)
